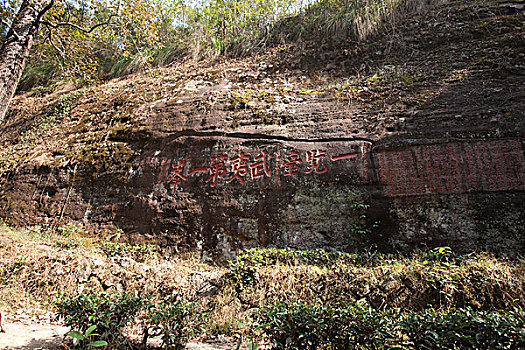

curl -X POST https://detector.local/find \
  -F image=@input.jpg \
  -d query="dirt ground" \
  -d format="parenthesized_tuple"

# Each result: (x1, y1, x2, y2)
(0, 321, 68, 350)
(0, 321, 236, 349)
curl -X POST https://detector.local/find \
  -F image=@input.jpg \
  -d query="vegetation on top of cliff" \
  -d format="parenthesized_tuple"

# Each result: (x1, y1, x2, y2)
(2, 0, 442, 96)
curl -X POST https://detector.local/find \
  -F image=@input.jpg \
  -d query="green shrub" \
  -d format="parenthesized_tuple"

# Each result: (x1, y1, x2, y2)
(231, 246, 470, 271)
(24, 225, 52, 239)
(54, 237, 83, 249)
(258, 302, 525, 349)
(399, 307, 525, 349)
(142, 297, 204, 350)
(228, 248, 390, 288)
(258, 301, 398, 349)
(55, 292, 143, 345)
(57, 223, 85, 236)
(230, 248, 385, 271)
(55, 292, 203, 349)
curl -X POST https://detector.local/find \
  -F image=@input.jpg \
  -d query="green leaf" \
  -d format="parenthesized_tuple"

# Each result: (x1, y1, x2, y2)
(87, 340, 108, 347)
(66, 331, 86, 341)
(85, 325, 97, 337)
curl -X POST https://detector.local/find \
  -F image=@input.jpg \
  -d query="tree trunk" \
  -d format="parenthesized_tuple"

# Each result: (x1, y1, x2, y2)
(0, 0, 51, 121)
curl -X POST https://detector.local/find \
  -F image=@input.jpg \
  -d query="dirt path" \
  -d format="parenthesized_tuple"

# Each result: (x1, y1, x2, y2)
(0, 322, 69, 350)
(0, 321, 238, 349)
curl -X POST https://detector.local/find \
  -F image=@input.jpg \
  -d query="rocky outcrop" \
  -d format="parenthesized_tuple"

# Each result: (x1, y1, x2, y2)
(1, 0, 524, 258)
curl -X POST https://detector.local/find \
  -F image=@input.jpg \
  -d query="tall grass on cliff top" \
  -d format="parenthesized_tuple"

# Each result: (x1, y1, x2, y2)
(268, 0, 442, 44)
(20, 0, 442, 90)
(137, 0, 442, 58)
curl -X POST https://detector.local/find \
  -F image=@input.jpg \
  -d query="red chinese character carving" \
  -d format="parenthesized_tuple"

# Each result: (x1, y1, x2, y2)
(282, 150, 302, 176)
(250, 149, 272, 179)
(188, 168, 208, 175)
(306, 149, 328, 174)
(226, 152, 252, 184)
(167, 159, 188, 187)
(331, 152, 359, 161)
(204, 154, 228, 187)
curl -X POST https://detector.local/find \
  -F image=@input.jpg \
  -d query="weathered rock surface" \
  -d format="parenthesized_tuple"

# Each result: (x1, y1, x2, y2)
(0, 0, 524, 258)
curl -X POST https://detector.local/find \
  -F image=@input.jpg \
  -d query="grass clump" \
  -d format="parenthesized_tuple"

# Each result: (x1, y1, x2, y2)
(271, 0, 442, 44)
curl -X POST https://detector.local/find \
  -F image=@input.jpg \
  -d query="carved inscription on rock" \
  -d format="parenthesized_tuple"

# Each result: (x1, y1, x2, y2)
(154, 138, 524, 198)
(375, 140, 524, 196)
(154, 140, 372, 194)
(141, 137, 525, 256)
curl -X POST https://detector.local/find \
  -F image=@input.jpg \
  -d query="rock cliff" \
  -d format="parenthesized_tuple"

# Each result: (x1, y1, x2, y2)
(1, 0, 524, 259)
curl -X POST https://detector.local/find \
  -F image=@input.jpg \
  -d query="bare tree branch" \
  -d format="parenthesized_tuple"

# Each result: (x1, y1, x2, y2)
(65, 1, 72, 23)
(40, 15, 115, 34)
(1, 18, 11, 28)
(39, 25, 66, 82)
(45, 28, 64, 58)
(37, 0, 55, 22)
(121, 20, 143, 54)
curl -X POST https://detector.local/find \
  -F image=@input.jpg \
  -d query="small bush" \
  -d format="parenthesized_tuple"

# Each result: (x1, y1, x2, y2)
(55, 292, 143, 345)
(228, 247, 359, 288)
(57, 223, 86, 236)
(258, 302, 525, 349)
(399, 307, 525, 349)
(230, 247, 471, 273)
(142, 297, 204, 350)
(258, 301, 398, 349)
(229, 247, 386, 282)
(55, 292, 203, 349)
(54, 237, 83, 249)
(23, 225, 52, 239)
